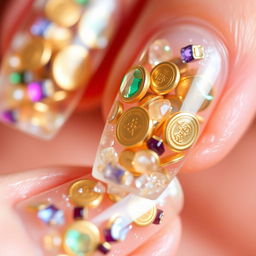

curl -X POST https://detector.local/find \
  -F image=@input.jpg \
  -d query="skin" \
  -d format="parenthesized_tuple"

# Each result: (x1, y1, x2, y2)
(0, 0, 255, 255)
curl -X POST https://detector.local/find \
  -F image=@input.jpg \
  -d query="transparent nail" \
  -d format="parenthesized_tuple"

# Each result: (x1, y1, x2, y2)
(0, 0, 120, 139)
(92, 20, 228, 199)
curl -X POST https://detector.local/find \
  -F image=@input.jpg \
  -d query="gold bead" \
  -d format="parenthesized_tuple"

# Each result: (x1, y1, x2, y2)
(63, 221, 100, 256)
(164, 112, 199, 151)
(150, 62, 180, 95)
(116, 107, 153, 147)
(68, 179, 103, 207)
(108, 101, 123, 123)
(119, 65, 150, 103)
(160, 153, 185, 167)
(18, 37, 52, 70)
(45, 0, 81, 27)
(134, 205, 157, 226)
(52, 45, 90, 91)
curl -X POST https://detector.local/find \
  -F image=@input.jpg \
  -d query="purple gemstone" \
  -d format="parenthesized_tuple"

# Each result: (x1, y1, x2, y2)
(98, 242, 111, 254)
(27, 82, 45, 102)
(147, 137, 165, 156)
(181, 45, 194, 63)
(37, 205, 64, 225)
(153, 209, 164, 225)
(103, 164, 125, 184)
(31, 18, 51, 36)
(104, 229, 116, 242)
(73, 207, 84, 220)
(1, 110, 17, 123)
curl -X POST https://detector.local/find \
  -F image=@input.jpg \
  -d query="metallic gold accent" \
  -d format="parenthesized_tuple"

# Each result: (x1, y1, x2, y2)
(176, 76, 214, 112)
(160, 153, 185, 167)
(116, 107, 153, 147)
(196, 115, 205, 123)
(52, 45, 90, 91)
(134, 205, 157, 226)
(19, 37, 52, 70)
(139, 94, 163, 108)
(119, 65, 150, 103)
(192, 45, 205, 60)
(45, 0, 81, 28)
(164, 112, 200, 151)
(150, 62, 180, 95)
(108, 193, 122, 202)
(118, 150, 135, 173)
(108, 101, 123, 123)
(171, 58, 188, 74)
(68, 179, 103, 207)
(63, 221, 100, 256)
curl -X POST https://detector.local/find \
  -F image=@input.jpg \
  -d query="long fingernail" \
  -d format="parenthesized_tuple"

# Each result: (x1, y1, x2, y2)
(92, 20, 228, 199)
(16, 174, 182, 255)
(0, 0, 120, 139)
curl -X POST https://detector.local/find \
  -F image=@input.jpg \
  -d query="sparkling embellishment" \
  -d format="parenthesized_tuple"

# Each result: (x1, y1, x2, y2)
(148, 39, 172, 65)
(43, 231, 62, 252)
(9, 72, 24, 84)
(93, 181, 106, 194)
(104, 216, 132, 242)
(27, 82, 45, 102)
(1, 110, 17, 123)
(148, 99, 172, 122)
(100, 147, 118, 165)
(153, 209, 164, 225)
(98, 242, 111, 254)
(181, 45, 204, 63)
(147, 136, 165, 156)
(73, 207, 85, 220)
(37, 205, 64, 225)
(31, 18, 51, 36)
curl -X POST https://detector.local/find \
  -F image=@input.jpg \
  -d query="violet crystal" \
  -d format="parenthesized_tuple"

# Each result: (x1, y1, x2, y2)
(147, 137, 165, 156)
(153, 209, 164, 225)
(27, 82, 45, 102)
(73, 207, 84, 220)
(1, 110, 17, 123)
(103, 164, 126, 184)
(181, 45, 194, 63)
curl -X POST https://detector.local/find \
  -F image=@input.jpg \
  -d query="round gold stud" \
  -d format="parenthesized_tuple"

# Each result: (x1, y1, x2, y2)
(68, 179, 103, 207)
(150, 62, 180, 95)
(18, 37, 52, 70)
(63, 221, 100, 256)
(52, 45, 90, 91)
(119, 66, 150, 103)
(175, 76, 214, 112)
(45, 0, 81, 27)
(116, 107, 153, 147)
(160, 153, 185, 167)
(164, 112, 200, 151)
(108, 101, 123, 123)
(134, 205, 157, 226)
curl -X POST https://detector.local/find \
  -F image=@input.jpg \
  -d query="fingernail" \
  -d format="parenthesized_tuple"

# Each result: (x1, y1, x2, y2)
(0, 0, 120, 139)
(16, 174, 182, 255)
(92, 20, 228, 199)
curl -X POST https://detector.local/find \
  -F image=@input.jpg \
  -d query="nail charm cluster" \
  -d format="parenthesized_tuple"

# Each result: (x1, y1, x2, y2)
(0, 0, 117, 138)
(93, 40, 213, 199)
(26, 178, 164, 255)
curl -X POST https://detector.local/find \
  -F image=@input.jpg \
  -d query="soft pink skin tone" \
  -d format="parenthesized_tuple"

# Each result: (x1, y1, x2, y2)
(0, 0, 255, 255)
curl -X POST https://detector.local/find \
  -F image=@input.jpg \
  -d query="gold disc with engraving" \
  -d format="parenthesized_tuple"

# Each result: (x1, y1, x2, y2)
(19, 37, 52, 70)
(45, 0, 81, 27)
(176, 76, 214, 112)
(63, 221, 100, 256)
(134, 205, 157, 226)
(68, 179, 103, 207)
(116, 107, 152, 147)
(150, 62, 180, 95)
(164, 112, 199, 151)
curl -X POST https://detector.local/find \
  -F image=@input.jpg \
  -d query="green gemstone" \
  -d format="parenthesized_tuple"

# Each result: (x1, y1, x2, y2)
(65, 229, 91, 256)
(9, 72, 24, 84)
(122, 69, 142, 99)
(75, 0, 89, 5)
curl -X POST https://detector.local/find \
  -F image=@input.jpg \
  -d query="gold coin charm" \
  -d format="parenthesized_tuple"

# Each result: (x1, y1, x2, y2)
(108, 101, 123, 123)
(134, 205, 157, 226)
(19, 37, 52, 70)
(63, 220, 100, 256)
(45, 0, 81, 27)
(68, 179, 103, 207)
(52, 45, 90, 91)
(116, 107, 153, 147)
(164, 112, 199, 151)
(150, 62, 180, 95)
(176, 76, 214, 112)
(119, 66, 150, 103)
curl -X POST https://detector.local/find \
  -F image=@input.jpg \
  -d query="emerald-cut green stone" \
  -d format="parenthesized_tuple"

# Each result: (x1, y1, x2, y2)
(65, 229, 91, 256)
(75, 0, 89, 5)
(9, 72, 24, 84)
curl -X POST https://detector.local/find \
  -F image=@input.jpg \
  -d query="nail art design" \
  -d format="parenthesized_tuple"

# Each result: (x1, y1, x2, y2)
(0, 0, 119, 138)
(93, 22, 228, 199)
(17, 175, 180, 255)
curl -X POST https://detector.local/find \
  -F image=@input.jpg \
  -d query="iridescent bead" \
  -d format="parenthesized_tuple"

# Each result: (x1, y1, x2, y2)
(148, 99, 172, 123)
(132, 150, 160, 173)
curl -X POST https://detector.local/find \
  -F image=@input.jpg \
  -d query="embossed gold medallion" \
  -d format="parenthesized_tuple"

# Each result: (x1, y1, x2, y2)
(116, 107, 152, 147)
(164, 112, 199, 151)
(119, 66, 150, 103)
(134, 205, 157, 226)
(176, 76, 214, 112)
(68, 179, 103, 207)
(108, 101, 123, 123)
(150, 62, 180, 95)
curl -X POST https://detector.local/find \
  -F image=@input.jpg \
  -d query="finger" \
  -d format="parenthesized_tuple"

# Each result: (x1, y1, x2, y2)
(0, 0, 137, 139)
(101, 0, 256, 174)
(0, 166, 183, 255)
